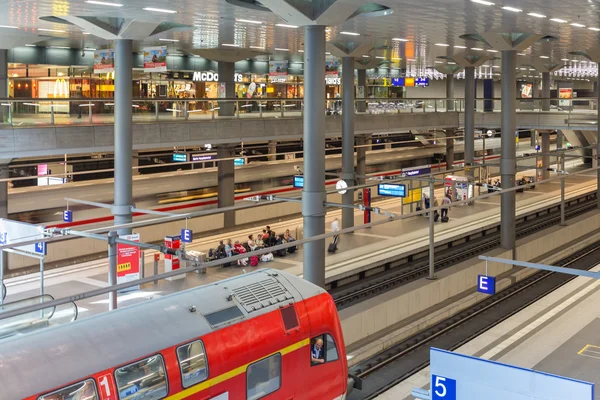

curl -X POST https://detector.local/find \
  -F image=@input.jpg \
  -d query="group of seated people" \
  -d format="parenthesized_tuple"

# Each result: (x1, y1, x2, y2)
(208, 225, 297, 265)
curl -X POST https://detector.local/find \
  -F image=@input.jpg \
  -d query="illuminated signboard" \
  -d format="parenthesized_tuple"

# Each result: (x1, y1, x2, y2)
(191, 154, 215, 162)
(392, 77, 405, 87)
(172, 153, 188, 162)
(378, 183, 407, 197)
(404, 77, 415, 87)
(402, 167, 431, 177)
(234, 158, 245, 166)
(415, 77, 430, 87)
(293, 175, 304, 188)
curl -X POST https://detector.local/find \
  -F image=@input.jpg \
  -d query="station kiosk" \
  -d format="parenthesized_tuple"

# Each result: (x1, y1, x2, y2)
(164, 235, 184, 281)
(444, 175, 475, 203)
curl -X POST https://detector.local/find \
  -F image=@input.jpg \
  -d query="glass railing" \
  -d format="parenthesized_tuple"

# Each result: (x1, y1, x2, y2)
(0, 294, 78, 339)
(0, 97, 597, 127)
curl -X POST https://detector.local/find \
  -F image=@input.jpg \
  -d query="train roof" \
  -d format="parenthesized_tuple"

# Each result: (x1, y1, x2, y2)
(0, 269, 324, 399)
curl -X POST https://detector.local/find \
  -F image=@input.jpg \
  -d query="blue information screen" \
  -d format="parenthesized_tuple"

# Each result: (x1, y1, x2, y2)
(391, 77, 405, 87)
(234, 158, 245, 166)
(402, 167, 431, 177)
(173, 153, 188, 162)
(415, 77, 430, 87)
(293, 175, 304, 188)
(378, 183, 407, 197)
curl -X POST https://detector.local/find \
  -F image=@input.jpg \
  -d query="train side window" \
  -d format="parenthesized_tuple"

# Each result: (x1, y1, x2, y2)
(177, 340, 209, 388)
(246, 353, 282, 400)
(114, 355, 168, 400)
(38, 379, 98, 400)
(311, 334, 339, 366)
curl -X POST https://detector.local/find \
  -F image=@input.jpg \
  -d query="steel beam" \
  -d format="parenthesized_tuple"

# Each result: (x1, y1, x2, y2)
(341, 56, 355, 230)
(501, 50, 517, 249)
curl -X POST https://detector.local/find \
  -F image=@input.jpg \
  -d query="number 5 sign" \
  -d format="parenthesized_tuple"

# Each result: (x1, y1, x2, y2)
(97, 374, 117, 400)
(431, 375, 456, 400)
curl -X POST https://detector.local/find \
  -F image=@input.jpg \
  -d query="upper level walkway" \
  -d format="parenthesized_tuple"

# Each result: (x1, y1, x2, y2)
(0, 97, 597, 158)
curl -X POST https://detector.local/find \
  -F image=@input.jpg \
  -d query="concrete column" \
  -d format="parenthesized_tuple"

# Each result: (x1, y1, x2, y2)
(342, 56, 355, 230)
(356, 136, 367, 185)
(445, 129, 455, 169)
(132, 151, 139, 170)
(501, 50, 517, 250)
(302, 25, 327, 287)
(218, 62, 235, 117)
(541, 72, 551, 112)
(464, 66, 475, 177)
(0, 164, 6, 289)
(0, 50, 8, 123)
(268, 141, 277, 161)
(217, 146, 236, 228)
(446, 74, 455, 111)
(556, 130, 563, 149)
(542, 132, 550, 179)
(357, 69, 367, 113)
(113, 39, 133, 235)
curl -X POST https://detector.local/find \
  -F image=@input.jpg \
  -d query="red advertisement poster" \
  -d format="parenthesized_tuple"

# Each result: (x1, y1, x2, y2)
(116, 233, 140, 279)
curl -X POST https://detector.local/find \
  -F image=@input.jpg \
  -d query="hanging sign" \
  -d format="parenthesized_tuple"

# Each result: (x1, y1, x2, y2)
(269, 61, 289, 79)
(93, 49, 114, 74)
(144, 46, 168, 72)
(325, 60, 339, 76)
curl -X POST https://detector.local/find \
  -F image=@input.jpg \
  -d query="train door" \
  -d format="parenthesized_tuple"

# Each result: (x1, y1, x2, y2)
(306, 333, 344, 399)
(96, 373, 117, 400)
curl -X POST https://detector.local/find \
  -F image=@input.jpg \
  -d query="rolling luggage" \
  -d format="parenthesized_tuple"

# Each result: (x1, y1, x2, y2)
(441, 215, 449, 223)
(434, 211, 440, 222)
(328, 242, 337, 254)
(250, 256, 259, 267)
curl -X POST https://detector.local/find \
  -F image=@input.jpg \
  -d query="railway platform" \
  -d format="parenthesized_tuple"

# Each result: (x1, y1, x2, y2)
(2, 163, 594, 319)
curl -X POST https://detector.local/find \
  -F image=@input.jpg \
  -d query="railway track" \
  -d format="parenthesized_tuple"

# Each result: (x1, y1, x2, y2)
(346, 239, 600, 399)
(332, 191, 598, 309)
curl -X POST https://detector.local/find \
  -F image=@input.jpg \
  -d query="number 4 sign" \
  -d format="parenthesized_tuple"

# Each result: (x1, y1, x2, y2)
(431, 375, 456, 400)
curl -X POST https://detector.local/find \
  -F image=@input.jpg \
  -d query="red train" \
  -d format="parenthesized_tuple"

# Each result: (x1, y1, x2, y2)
(0, 269, 358, 400)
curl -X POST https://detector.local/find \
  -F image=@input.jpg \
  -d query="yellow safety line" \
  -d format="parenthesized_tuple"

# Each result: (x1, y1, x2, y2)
(578, 344, 591, 355)
(166, 338, 310, 400)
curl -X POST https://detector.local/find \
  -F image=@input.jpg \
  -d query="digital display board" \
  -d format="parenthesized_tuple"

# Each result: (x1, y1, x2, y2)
(404, 77, 415, 87)
(234, 158, 245, 166)
(191, 154, 215, 162)
(402, 167, 431, 177)
(293, 175, 304, 188)
(415, 77, 430, 87)
(172, 153, 188, 162)
(378, 183, 407, 197)
(391, 77, 405, 87)
(520, 82, 533, 99)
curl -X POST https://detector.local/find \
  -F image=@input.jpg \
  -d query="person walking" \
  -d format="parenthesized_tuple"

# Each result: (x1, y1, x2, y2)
(330, 217, 340, 250)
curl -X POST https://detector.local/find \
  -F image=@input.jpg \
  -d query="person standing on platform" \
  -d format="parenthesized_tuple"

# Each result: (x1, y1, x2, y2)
(441, 194, 451, 219)
(331, 217, 340, 250)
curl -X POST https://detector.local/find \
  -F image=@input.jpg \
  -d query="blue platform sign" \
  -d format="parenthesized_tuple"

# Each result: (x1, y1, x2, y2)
(293, 175, 304, 188)
(402, 166, 431, 177)
(181, 229, 193, 243)
(63, 210, 73, 222)
(377, 183, 407, 198)
(430, 347, 594, 400)
(431, 375, 457, 400)
(34, 242, 47, 255)
(415, 77, 430, 87)
(477, 275, 496, 295)
(172, 153, 188, 162)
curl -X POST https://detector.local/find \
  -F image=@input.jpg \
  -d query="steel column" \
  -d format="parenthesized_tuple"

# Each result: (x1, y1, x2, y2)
(464, 66, 475, 177)
(268, 141, 277, 161)
(113, 39, 133, 235)
(0, 164, 6, 295)
(446, 73, 455, 111)
(597, 73, 600, 209)
(0, 50, 7, 124)
(542, 132, 550, 180)
(357, 69, 366, 113)
(445, 129, 455, 170)
(218, 62, 235, 117)
(356, 136, 367, 185)
(501, 50, 517, 249)
(342, 56, 355, 230)
(541, 72, 551, 111)
(108, 231, 118, 311)
(302, 25, 327, 287)
(217, 146, 236, 228)
(428, 177, 436, 280)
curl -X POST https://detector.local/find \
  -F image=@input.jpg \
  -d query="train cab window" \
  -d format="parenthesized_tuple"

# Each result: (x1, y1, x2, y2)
(280, 305, 299, 331)
(311, 334, 339, 366)
(114, 355, 168, 400)
(177, 340, 209, 388)
(38, 379, 98, 400)
(246, 353, 282, 400)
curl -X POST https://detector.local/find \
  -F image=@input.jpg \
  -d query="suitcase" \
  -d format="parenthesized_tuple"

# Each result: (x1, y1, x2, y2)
(434, 211, 440, 222)
(441, 215, 449, 223)
(277, 249, 287, 257)
(328, 242, 337, 253)
(250, 256, 259, 267)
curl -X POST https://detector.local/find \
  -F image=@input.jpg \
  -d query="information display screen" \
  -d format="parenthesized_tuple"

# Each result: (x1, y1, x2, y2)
(293, 175, 304, 188)
(378, 183, 407, 197)
(173, 153, 188, 162)
(234, 158, 245, 166)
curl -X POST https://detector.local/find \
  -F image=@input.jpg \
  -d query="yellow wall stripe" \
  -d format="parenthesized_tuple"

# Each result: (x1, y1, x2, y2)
(166, 338, 310, 400)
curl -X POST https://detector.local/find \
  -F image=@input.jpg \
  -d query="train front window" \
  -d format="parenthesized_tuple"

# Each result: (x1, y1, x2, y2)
(246, 353, 282, 400)
(38, 379, 98, 400)
(311, 334, 339, 366)
(114, 355, 168, 400)
(177, 340, 209, 388)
